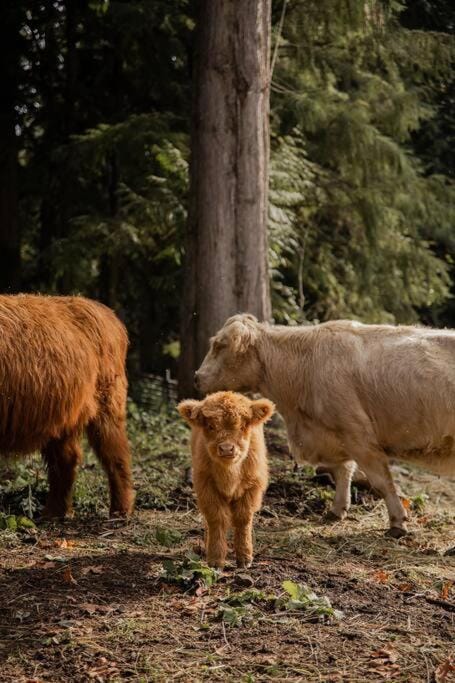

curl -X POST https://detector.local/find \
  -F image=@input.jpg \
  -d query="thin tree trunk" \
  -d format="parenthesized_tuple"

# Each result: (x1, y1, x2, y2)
(0, 2, 21, 293)
(179, 0, 272, 396)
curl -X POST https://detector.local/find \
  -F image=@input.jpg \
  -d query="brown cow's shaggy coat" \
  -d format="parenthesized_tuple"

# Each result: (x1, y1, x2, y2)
(0, 294, 134, 517)
(196, 314, 455, 538)
(178, 391, 274, 568)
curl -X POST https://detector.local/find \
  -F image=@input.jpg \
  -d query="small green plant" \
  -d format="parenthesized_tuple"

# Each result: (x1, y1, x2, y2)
(0, 513, 36, 532)
(276, 581, 344, 621)
(219, 605, 249, 627)
(411, 493, 429, 515)
(160, 553, 219, 591)
(222, 588, 274, 607)
(155, 526, 183, 548)
(218, 588, 277, 627)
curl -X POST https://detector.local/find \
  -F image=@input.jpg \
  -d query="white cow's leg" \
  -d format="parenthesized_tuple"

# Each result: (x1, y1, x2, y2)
(352, 447, 408, 537)
(326, 460, 357, 520)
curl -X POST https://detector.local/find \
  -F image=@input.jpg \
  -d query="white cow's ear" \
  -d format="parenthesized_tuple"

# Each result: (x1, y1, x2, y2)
(177, 399, 202, 425)
(250, 399, 275, 425)
(228, 320, 258, 354)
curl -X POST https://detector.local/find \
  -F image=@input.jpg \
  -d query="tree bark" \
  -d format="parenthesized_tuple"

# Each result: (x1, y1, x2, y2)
(0, 2, 22, 293)
(179, 0, 272, 396)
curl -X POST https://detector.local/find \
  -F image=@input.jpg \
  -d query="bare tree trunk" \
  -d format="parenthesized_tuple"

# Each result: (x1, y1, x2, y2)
(179, 0, 272, 396)
(0, 2, 21, 293)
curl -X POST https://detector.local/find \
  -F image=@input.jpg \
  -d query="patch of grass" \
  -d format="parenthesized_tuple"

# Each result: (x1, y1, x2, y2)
(0, 401, 191, 518)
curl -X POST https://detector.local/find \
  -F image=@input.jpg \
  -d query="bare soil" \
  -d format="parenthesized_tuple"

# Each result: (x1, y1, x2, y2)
(1, 431, 454, 682)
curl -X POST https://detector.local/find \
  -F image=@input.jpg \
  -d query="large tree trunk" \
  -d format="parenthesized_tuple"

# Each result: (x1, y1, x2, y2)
(179, 0, 272, 396)
(0, 2, 22, 293)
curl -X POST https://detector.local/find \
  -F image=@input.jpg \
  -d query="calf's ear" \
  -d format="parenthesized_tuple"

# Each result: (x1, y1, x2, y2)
(250, 399, 275, 425)
(177, 399, 202, 425)
(228, 320, 258, 354)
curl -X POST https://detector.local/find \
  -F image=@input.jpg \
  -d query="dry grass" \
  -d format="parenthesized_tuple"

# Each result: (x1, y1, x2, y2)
(0, 427, 454, 682)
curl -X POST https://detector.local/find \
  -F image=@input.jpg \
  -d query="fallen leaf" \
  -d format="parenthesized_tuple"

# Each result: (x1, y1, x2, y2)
(435, 657, 455, 683)
(371, 647, 398, 663)
(34, 560, 57, 569)
(397, 582, 414, 592)
(401, 498, 411, 510)
(440, 582, 452, 600)
(53, 538, 76, 548)
(81, 565, 104, 576)
(417, 515, 430, 525)
(372, 570, 390, 584)
(63, 567, 77, 586)
(80, 603, 113, 615)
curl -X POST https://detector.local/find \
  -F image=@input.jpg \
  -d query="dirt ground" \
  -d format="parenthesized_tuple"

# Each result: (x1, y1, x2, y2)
(0, 425, 454, 682)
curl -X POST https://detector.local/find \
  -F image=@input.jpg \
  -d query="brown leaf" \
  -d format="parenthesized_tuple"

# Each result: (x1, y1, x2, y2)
(372, 570, 390, 584)
(371, 646, 399, 664)
(401, 498, 411, 510)
(397, 582, 414, 592)
(440, 582, 452, 600)
(63, 567, 77, 586)
(33, 560, 57, 569)
(81, 565, 104, 576)
(435, 657, 455, 683)
(417, 515, 431, 525)
(80, 603, 113, 615)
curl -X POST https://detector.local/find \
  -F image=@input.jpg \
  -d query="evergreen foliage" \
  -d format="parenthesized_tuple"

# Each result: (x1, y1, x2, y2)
(4, 0, 455, 371)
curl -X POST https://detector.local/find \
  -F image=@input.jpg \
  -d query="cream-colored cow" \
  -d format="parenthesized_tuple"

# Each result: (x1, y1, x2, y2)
(195, 314, 455, 537)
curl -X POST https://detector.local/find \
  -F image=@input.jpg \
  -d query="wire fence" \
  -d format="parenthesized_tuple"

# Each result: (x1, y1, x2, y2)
(129, 371, 178, 412)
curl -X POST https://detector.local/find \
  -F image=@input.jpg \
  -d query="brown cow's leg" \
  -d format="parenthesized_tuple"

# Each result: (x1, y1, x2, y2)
(87, 418, 134, 517)
(42, 437, 82, 518)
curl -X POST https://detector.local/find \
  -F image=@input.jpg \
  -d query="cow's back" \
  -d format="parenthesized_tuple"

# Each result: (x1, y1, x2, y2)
(309, 322, 455, 465)
(0, 295, 128, 454)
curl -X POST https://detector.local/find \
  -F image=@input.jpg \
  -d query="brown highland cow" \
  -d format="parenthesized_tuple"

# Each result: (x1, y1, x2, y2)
(0, 294, 134, 518)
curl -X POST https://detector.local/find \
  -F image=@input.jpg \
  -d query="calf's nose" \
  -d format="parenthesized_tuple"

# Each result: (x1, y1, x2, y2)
(218, 442, 235, 456)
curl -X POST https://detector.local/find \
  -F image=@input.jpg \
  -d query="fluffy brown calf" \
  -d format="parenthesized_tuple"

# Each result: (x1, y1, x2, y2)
(178, 391, 274, 568)
(0, 294, 134, 518)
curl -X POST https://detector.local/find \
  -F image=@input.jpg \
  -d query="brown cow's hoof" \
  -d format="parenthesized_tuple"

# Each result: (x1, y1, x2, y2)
(385, 526, 408, 539)
(110, 491, 135, 518)
(41, 507, 73, 521)
(236, 559, 253, 569)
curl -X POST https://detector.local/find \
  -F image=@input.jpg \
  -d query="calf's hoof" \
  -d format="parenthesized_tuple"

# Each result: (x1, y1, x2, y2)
(385, 526, 408, 539)
(207, 559, 225, 570)
(236, 558, 253, 569)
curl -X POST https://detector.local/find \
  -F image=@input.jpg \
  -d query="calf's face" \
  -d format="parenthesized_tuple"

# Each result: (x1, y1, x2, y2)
(178, 392, 274, 466)
(195, 315, 262, 394)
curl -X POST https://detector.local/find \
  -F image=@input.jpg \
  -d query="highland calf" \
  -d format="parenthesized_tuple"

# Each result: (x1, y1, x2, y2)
(196, 314, 455, 538)
(178, 391, 274, 568)
(0, 295, 134, 518)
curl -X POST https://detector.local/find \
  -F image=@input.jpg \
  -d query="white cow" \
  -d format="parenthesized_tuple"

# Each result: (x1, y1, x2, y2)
(195, 314, 455, 537)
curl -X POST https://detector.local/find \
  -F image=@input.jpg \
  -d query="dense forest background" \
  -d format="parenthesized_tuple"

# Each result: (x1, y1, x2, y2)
(1, 0, 454, 379)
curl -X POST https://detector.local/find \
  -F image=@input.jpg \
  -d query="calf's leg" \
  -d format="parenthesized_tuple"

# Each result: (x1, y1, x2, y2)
(204, 506, 229, 568)
(87, 416, 134, 517)
(42, 436, 82, 518)
(231, 490, 261, 568)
